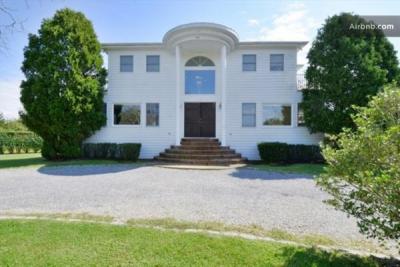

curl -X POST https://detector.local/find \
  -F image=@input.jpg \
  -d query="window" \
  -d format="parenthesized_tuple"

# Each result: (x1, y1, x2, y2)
(102, 103, 107, 117)
(242, 54, 256, 71)
(146, 103, 159, 126)
(242, 103, 256, 127)
(262, 104, 291, 125)
(185, 70, 215, 94)
(297, 103, 305, 126)
(146, 55, 160, 72)
(270, 54, 284, 71)
(120, 55, 133, 72)
(113, 104, 140, 125)
(185, 56, 215, 67)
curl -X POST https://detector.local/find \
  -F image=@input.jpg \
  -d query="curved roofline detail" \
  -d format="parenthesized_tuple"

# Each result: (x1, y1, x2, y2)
(162, 22, 240, 51)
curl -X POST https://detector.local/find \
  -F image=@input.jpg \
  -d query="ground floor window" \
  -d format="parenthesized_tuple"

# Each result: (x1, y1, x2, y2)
(297, 103, 305, 126)
(242, 103, 256, 127)
(146, 103, 159, 126)
(262, 104, 291, 126)
(113, 104, 141, 125)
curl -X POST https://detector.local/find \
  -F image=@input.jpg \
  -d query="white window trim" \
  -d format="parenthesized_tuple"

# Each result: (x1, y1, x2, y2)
(119, 55, 134, 73)
(146, 103, 160, 127)
(146, 55, 160, 73)
(241, 103, 256, 128)
(269, 54, 285, 72)
(242, 54, 257, 72)
(112, 103, 142, 127)
(260, 103, 294, 128)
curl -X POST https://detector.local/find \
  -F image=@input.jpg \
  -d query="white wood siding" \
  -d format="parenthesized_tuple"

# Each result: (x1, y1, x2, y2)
(225, 48, 322, 160)
(86, 49, 177, 159)
(87, 46, 322, 160)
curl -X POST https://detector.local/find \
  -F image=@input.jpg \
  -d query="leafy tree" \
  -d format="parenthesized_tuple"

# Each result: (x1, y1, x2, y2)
(0, 113, 4, 126)
(20, 8, 106, 159)
(303, 13, 400, 134)
(318, 85, 400, 246)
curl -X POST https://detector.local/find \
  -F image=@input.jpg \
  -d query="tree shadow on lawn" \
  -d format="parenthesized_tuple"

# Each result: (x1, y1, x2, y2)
(281, 246, 398, 267)
(229, 167, 313, 181)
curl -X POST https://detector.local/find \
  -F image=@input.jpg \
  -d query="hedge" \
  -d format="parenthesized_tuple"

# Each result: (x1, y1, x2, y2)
(82, 143, 141, 161)
(257, 142, 324, 164)
(0, 131, 43, 154)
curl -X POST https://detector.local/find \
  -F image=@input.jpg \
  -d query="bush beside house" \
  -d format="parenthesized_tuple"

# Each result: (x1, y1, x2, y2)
(257, 142, 323, 164)
(82, 143, 141, 161)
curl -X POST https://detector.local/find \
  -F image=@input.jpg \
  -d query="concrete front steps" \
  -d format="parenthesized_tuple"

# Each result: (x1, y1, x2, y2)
(155, 138, 246, 165)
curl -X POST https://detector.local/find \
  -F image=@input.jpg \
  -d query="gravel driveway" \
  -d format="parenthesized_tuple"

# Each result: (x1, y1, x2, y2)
(0, 164, 364, 240)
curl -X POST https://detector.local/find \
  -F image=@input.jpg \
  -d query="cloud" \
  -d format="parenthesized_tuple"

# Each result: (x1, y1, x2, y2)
(246, 2, 322, 66)
(248, 19, 260, 27)
(0, 79, 23, 119)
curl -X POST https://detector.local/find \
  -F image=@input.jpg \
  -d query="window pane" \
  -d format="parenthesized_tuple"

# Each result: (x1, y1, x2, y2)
(185, 56, 215, 66)
(120, 55, 133, 72)
(262, 104, 291, 125)
(242, 103, 256, 127)
(114, 104, 140, 125)
(243, 55, 256, 71)
(297, 103, 305, 126)
(185, 70, 215, 94)
(270, 54, 284, 71)
(147, 55, 160, 72)
(146, 103, 159, 126)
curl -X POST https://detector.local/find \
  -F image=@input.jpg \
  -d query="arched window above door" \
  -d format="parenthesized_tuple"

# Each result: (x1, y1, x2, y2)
(185, 56, 215, 67)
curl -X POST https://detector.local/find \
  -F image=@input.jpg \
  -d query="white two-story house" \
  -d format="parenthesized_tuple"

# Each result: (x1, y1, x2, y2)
(87, 23, 321, 161)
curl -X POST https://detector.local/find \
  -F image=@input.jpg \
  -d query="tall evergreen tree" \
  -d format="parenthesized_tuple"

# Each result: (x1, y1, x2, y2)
(20, 8, 107, 159)
(303, 13, 399, 134)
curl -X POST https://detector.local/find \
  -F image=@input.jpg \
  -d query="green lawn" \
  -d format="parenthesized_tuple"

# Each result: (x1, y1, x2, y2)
(0, 153, 139, 169)
(249, 163, 326, 175)
(0, 219, 380, 267)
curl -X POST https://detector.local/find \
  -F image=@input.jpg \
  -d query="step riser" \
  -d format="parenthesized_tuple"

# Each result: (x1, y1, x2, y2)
(166, 149, 238, 155)
(157, 138, 246, 165)
(156, 157, 244, 166)
(160, 153, 241, 160)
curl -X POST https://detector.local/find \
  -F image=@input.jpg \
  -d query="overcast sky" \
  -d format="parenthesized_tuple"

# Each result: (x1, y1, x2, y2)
(1, 0, 399, 119)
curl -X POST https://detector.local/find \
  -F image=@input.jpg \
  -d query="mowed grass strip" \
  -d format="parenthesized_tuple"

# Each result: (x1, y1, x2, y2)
(249, 163, 326, 175)
(0, 220, 379, 267)
(0, 153, 141, 169)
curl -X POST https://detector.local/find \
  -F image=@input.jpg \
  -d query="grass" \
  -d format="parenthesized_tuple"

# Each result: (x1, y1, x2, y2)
(127, 218, 381, 253)
(0, 219, 381, 267)
(249, 163, 326, 175)
(0, 153, 142, 169)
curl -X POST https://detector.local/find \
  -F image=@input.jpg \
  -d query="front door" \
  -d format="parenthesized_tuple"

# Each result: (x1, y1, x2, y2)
(184, 103, 216, 137)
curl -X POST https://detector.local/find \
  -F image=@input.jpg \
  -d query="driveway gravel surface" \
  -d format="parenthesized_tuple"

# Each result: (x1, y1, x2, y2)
(0, 164, 365, 240)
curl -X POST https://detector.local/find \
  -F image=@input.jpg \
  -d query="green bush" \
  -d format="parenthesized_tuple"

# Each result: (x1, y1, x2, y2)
(0, 131, 43, 154)
(318, 85, 400, 246)
(257, 142, 323, 164)
(82, 143, 141, 161)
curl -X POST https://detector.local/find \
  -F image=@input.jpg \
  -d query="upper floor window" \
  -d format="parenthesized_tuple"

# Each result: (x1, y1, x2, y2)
(120, 55, 133, 72)
(185, 70, 215, 94)
(185, 56, 215, 67)
(242, 54, 256, 71)
(146, 55, 160, 72)
(270, 54, 284, 71)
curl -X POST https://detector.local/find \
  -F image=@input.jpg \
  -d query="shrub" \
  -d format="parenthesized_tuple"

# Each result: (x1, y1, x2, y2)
(0, 131, 43, 154)
(257, 142, 323, 164)
(82, 143, 141, 161)
(318, 85, 400, 246)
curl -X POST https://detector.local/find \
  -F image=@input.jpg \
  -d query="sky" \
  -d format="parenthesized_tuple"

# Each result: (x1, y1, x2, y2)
(1, 0, 399, 119)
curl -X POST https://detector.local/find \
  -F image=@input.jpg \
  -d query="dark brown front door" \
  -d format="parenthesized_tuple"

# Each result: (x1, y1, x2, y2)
(184, 103, 216, 137)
